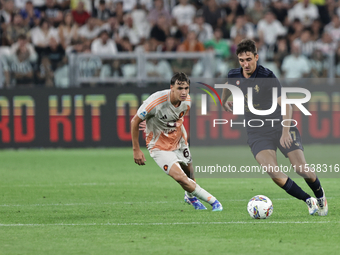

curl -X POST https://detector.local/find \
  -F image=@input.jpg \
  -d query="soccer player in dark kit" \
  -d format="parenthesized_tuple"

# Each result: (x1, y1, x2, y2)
(222, 39, 328, 216)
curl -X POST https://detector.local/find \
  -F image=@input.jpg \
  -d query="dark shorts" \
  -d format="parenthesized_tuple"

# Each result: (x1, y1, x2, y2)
(247, 126, 304, 158)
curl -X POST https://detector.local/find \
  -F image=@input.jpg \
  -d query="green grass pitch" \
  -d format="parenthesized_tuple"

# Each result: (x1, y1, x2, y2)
(0, 145, 339, 255)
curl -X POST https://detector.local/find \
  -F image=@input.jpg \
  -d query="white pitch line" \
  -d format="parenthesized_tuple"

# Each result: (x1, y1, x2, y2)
(0, 221, 338, 227)
(0, 197, 334, 208)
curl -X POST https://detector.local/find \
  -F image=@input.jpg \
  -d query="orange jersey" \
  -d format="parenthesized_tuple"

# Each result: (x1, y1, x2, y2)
(137, 89, 190, 151)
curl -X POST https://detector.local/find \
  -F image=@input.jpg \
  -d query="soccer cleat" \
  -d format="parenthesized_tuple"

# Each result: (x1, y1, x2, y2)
(306, 197, 318, 215)
(317, 188, 328, 216)
(184, 194, 192, 205)
(211, 200, 223, 212)
(187, 196, 207, 210)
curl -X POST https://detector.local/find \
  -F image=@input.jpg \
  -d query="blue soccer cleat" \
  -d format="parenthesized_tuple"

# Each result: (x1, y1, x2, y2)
(211, 200, 223, 212)
(185, 195, 207, 210)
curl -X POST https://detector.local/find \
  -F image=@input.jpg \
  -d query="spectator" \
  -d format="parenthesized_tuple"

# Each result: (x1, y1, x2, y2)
(310, 18, 323, 41)
(42, 0, 63, 27)
(20, 1, 41, 28)
(204, 27, 230, 58)
(172, 0, 196, 26)
(315, 31, 337, 55)
(0, 0, 15, 24)
(146, 59, 173, 80)
(4, 34, 37, 87)
(310, 49, 328, 78)
(274, 36, 289, 69)
(281, 43, 311, 78)
(171, 44, 193, 75)
(116, 37, 133, 52)
(43, 37, 65, 71)
(78, 17, 102, 41)
(91, 30, 117, 54)
(30, 19, 59, 52)
(5, 13, 30, 45)
(71, 1, 90, 26)
(324, 15, 340, 42)
(288, 0, 319, 27)
(246, 0, 267, 26)
(201, 0, 223, 28)
(54, 56, 69, 88)
(293, 29, 314, 58)
(92, 0, 112, 23)
(118, 14, 140, 46)
(189, 12, 214, 43)
(287, 18, 304, 44)
(131, 2, 150, 42)
(257, 11, 286, 47)
(162, 36, 177, 52)
(270, 0, 288, 26)
(147, 0, 171, 26)
(230, 15, 255, 40)
(36, 56, 54, 87)
(150, 14, 170, 49)
(111, 1, 125, 26)
(224, 0, 245, 25)
(58, 11, 79, 49)
(179, 30, 205, 52)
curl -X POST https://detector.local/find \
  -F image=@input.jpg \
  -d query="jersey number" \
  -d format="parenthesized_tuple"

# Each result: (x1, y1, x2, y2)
(183, 148, 189, 158)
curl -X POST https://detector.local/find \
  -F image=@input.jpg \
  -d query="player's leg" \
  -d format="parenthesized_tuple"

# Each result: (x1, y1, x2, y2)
(287, 149, 328, 216)
(256, 149, 317, 215)
(180, 162, 198, 205)
(168, 163, 222, 211)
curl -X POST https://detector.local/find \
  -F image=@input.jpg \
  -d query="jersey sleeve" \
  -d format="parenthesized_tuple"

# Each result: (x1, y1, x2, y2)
(136, 91, 167, 120)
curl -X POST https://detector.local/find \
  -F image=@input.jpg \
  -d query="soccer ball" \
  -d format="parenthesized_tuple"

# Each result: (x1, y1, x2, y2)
(247, 195, 273, 219)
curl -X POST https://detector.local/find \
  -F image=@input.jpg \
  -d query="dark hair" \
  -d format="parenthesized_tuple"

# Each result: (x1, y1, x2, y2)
(236, 39, 257, 56)
(170, 72, 190, 86)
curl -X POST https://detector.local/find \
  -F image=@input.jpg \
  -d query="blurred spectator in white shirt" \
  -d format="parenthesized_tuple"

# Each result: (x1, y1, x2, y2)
(257, 11, 286, 46)
(91, 30, 117, 54)
(118, 13, 140, 46)
(315, 31, 337, 56)
(324, 15, 340, 42)
(288, 0, 319, 27)
(172, 0, 196, 26)
(78, 17, 102, 41)
(30, 19, 59, 49)
(281, 43, 311, 78)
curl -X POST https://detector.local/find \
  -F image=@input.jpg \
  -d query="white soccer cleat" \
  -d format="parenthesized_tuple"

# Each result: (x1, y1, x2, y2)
(306, 197, 319, 216)
(317, 188, 328, 216)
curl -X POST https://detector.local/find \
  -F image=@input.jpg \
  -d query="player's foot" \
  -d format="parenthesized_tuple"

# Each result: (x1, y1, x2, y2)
(306, 197, 318, 215)
(184, 194, 192, 205)
(187, 196, 207, 210)
(211, 200, 223, 212)
(317, 188, 328, 216)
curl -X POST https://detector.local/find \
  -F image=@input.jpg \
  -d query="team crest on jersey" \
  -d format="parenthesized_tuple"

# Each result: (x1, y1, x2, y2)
(163, 165, 168, 171)
(236, 80, 240, 86)
(179, 111, 184, 118)
(254, 85, 260, 93)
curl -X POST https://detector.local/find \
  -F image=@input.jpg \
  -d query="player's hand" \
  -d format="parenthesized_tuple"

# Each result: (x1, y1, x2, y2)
(133, 149, 146, 165)
(223, 101, 233, 112)
(280, 132, 293, 149)
(139, 120, 146, 131)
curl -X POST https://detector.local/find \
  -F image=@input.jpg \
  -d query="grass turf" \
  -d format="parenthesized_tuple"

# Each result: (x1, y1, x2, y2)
(0, 145, 339, 255)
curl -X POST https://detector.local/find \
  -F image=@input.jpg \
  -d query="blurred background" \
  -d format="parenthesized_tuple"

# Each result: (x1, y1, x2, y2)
(2, 0, 340, 88)
(0, 0, 339, 148)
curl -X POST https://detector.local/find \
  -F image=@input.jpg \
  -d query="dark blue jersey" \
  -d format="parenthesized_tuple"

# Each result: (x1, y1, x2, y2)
(227, 64, 282, 133)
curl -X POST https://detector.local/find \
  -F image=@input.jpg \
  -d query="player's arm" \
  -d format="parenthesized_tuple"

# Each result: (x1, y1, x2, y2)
(221, 86, 233, 112)
(131, 114, 146, 165)
(277, 96, 293, 149)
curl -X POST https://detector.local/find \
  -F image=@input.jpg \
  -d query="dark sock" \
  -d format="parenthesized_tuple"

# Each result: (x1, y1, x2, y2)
(282, 178, 310, 202)
(305, 178, 323, 198)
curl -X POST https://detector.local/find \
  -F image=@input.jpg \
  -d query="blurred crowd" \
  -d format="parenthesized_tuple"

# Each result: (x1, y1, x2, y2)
(1, 0, 340, 88)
